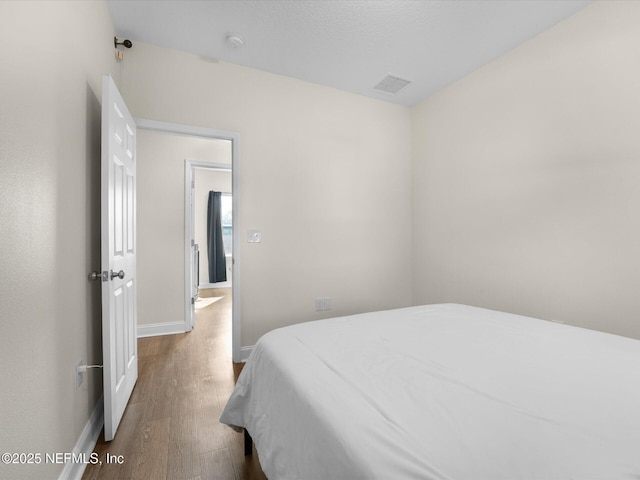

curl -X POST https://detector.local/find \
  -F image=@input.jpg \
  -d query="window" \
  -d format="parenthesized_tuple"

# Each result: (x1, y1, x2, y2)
(221, 194, 232, 255)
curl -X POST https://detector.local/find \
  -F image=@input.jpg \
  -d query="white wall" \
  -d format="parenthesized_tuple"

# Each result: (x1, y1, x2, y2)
(137, 131, 231, 327)
(194, 168, 232, 286)
(411, 0, 640, 339)
(122, 42, 413, 345)
(0, 1, 117, 479)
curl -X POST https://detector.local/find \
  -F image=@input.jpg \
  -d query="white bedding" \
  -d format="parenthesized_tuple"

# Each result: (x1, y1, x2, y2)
(220, 304, 640, 479)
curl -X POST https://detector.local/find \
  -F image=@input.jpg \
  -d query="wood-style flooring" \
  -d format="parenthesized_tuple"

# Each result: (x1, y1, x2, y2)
(83, 289, 267, 480)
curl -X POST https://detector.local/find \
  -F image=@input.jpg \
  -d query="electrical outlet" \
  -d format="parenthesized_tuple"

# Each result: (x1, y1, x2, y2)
(76, 360, 84, 388)
(315, 298, 332, 311)
(323, 297, 332, 310)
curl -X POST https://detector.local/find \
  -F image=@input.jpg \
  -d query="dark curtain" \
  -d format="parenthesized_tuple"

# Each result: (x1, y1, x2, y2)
(207, 191, 227, 283)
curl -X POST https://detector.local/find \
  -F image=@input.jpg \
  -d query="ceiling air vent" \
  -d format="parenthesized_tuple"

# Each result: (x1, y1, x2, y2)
(373, 75, 411, 95)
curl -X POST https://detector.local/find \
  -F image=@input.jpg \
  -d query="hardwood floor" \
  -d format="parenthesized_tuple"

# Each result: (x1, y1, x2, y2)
(83, 289, 267, 480)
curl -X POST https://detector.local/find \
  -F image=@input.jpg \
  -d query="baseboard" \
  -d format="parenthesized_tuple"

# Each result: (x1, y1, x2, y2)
(240, 345, 254, 362)
(199, 282, 232, 289)
(137, 321, 186, 338)
(59, 395, 103, 480)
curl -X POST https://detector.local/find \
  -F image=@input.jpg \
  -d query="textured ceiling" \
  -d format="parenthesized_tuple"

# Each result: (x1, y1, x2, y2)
(107, 0, 594, 106)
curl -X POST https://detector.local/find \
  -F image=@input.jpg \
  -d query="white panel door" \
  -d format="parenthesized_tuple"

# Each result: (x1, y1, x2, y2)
(101, 74, 138, 441)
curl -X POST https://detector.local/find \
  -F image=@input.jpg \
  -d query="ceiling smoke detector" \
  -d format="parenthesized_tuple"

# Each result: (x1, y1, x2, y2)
(373, 75, 411, 95)
(226, 33, 245, 49)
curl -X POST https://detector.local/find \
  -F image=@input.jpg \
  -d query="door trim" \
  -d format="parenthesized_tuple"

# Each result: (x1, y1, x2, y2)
(135, 119, 242, 363)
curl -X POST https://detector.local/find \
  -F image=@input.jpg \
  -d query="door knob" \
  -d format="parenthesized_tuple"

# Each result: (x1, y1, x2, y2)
(110, 269, 125, 280)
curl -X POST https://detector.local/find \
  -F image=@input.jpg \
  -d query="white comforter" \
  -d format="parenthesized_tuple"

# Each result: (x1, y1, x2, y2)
(220, 304, 640, 479)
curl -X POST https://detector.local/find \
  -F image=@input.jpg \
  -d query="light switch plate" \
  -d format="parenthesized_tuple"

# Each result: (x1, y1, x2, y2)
(247, 229, 262, 243)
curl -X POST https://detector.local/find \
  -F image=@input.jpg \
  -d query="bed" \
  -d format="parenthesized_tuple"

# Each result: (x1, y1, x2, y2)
(220, 304, 640, 479)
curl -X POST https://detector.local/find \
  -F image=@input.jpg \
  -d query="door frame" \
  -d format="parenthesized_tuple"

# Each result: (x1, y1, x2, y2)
(135, 118, 242, 362)
(185, 160, 232, 331)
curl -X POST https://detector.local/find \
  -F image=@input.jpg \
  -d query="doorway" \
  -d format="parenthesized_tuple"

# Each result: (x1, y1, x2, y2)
(136, 119, 241, 362)
(187, 162, 233, 329)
